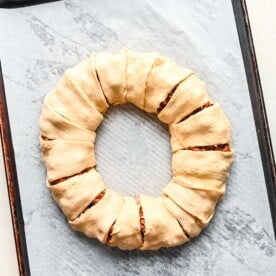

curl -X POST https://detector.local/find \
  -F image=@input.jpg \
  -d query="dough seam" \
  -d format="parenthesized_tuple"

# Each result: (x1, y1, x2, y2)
(123, 48, 128, 102)
(48, 168, 106, 221)
(178, 101, 213, 123)
(95, 67, 111, 105)
(142, 55, 160, 109)
(106, 197, 126, 244)
(157, 72, 195, 113)
(163, 192, 211, 227)
(72, 189, 107, 222)
(169, 102, 214, 152)
(42, 101, 94, 135)
(176, 219, 190, 239)
(170, 126, 183, 153)
(87, 54, 109, 114)
(50, 167, 93, 185)
(64, 72, 104, 117)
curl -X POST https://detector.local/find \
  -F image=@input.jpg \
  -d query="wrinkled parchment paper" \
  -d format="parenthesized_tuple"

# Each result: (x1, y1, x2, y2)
(0, 0, 276, 274)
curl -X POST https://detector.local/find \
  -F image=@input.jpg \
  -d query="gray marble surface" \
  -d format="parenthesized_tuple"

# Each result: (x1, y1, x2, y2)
(0, 0, 276, 275)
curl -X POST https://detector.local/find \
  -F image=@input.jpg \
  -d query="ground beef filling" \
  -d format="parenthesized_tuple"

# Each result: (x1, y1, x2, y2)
(179, 102, 213, 122)
(41, 135, 53, 141)
(90, 190, 106, 205)
(139, 207, 146, 243)
(157, 89, 176, 113)
(50, 168, 92, 185)
(187, 144, 230, 152)
(74, 190, 106, 221)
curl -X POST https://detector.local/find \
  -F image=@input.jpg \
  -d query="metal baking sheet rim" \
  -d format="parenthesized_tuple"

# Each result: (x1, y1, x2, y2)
(0, 0, 275, 275)
(0, 62, 30, 276)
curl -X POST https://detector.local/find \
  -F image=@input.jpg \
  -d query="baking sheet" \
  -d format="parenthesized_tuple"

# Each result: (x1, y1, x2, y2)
(0, 0, 276, 274)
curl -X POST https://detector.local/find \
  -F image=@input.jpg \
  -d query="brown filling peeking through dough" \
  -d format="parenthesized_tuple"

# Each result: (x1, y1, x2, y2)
(157, 76, 196, 113)
(106, 222, 115, 244)
(50, 168, 92, 185)
(157, 89, 176, 113)
(41, 135, 53, 141)
(90, 190, 106, 205)
(186, 144, 230, 152)
(179, 102, 213, 122)
(74, 190, 106, 220)
(139, 206, 146, 243)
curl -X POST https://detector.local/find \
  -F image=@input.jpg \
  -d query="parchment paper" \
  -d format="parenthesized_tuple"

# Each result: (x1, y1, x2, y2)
(1, 0, 276, 275)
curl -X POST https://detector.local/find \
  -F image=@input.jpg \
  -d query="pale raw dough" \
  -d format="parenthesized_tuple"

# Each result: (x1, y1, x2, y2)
(70, 189, 124, 243)
(45, 78, 103, 132)
(163, 196, 202, 238)
(172, 150, 234, 192)
(65, 55, 109, 114)
(48, 169, 105, 221)
(170, 103, 231, 151)
(108, 196, 142, 250)
(95, 49, 127, 105)
(139, 195, 188, 250)
(158, 74, 211, 124)
(144, 55, 193, 113)
(40, 102, 96, 143)
(40, 138, 96, 183)
(126, 50, 159, 109)
(163, 180, 221, 225)
(40, 49, 234, 251)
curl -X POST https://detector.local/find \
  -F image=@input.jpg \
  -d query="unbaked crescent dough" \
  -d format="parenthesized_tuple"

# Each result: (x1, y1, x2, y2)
(163, 180, 221, 225)
(48, 168, 105, 221)
(70, 189, 124, 243)
(170, 103, 231, 151)
(163, 196, 202, 238)
(65, 55, 109, 114)
(172, 150, 234, 188)
(158, 74, 211, 124)
(40, 139, 96, 183)
(126, 50, 159, 109)
(139, 195, 188, 250)
(45, 75, 103, 131)
(144, 55, 193, 113)
(109, 196, 143, 250)
(40, 49, 234, 250)
(40, 102, 95, 143)
(95, 49, 127, 105)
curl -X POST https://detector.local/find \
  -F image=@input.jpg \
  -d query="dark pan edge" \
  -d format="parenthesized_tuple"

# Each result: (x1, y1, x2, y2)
(232, 0, 276, 238)
(0, 63, 30, 275)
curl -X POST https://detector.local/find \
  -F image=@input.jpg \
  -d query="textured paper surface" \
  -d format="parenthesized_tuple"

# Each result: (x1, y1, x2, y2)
(0, 0, 276, 274)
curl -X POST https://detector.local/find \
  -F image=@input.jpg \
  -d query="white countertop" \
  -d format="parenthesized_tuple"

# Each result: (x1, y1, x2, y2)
(0, 141, 19, 275)
(247, 0, 276, 153)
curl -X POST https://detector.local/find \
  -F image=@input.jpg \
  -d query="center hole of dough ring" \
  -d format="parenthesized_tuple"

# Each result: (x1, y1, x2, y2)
(95, 104, 172, 197)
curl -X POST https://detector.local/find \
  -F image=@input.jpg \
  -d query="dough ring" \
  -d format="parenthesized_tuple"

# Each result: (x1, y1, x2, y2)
(39, 49, 234, 250)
